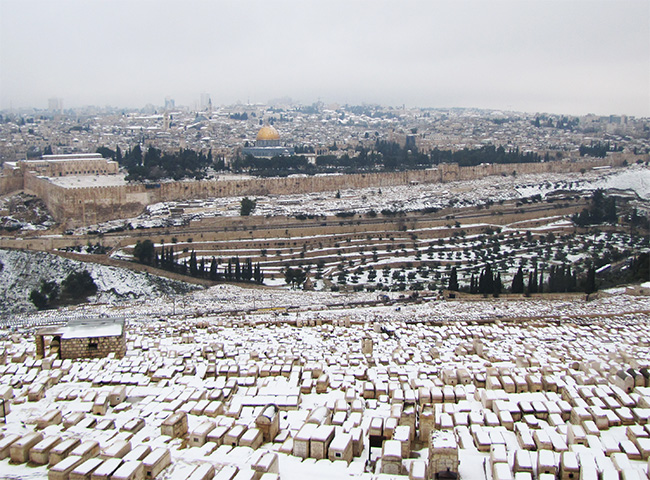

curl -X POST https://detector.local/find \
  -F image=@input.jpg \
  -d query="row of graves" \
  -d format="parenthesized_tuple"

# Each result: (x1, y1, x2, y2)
(0, 313, 648, 479)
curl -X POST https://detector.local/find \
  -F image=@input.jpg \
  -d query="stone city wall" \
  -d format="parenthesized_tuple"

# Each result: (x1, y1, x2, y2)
(0, 170, 25, 195)
(60, 334, 126, 360)
(9, 155, 636, 227)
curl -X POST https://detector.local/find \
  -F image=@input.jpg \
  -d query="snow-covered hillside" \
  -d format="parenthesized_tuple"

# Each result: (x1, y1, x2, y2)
(0, 249, 199, 317)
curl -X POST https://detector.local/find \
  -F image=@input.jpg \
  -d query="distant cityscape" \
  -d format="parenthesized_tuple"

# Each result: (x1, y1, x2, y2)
(1, 98, 648, 166)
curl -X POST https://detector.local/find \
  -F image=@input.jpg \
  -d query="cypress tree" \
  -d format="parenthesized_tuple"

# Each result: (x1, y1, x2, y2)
(235, 257, 241, 281)
(484, 263, 494, 294)
(511, 266, 524, 294)
(244, 258, 253, 281)
(448, 267, 459, 291)
(226, 259, 233, 281)
(494, 272, 502, 296)
(169, 247, 175, 272)
(189, 250, 197, 277)
(209, 257, 217, 281)
(527, 271, 536, 294)
(254, 262, 264, 284)
(585, 266, 597, 294)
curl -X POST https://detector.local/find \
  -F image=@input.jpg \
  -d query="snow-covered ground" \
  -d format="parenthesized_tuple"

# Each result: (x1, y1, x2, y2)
(0, 161, 648, 478)
(0, 249, 198, 318)
(0, 290, 648, 479)
(69, 165, 650, 235)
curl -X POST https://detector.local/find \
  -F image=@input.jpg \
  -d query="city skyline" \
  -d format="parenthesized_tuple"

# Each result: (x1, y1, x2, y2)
(1, 0, 648, 117)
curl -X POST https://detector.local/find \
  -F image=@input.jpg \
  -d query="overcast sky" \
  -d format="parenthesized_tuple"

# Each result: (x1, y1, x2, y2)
(1, 0, 648, 116)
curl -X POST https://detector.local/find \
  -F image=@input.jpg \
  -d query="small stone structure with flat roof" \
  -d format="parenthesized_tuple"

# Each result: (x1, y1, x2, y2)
(35, 317, 126, 360)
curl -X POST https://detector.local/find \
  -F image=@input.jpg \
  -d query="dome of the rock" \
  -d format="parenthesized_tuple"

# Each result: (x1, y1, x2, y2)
(256, 125, 280, 142)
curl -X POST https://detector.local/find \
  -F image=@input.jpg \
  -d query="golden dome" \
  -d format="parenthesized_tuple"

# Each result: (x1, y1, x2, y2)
(256, 125, 280, 141)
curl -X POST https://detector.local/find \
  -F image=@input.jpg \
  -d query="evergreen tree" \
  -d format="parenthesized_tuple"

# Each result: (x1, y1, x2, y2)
(133, 240, 155, 265)
(478, 263, 494, 295)
(61, 270, 97, 301)
(169, 246, 175, 272)
(494, 272, 502, 296)
(448, 267, 459, 291)
(511, 266, 524, 294)
(284, 267, 307, 289)
(527, 270, 537, 294)
(585, 266, 597, 294)
(29, 279, 59, 310)
(629, 253, 650, 282)
(548, 265, 557, 292)
(254, 262, 264, 284)
(226, 259, 233, 281)
(234, 257, 241, 281)
(243, 258, 253, 281)
(189, 250, 198, 277)
(209, 257, 218, 281)
(240, 197, 256, 216)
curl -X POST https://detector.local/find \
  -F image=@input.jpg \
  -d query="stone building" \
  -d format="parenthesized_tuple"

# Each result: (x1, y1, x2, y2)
(241, 125, 295, 158)
(2, 153, 118, 181)
(35, 317, 126, 360)
(428, 430, 459, 479)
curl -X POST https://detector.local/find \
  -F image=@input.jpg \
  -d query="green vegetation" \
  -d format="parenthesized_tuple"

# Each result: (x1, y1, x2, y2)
(579, 141, 623, 158)
(284, 266, 308, 289)
(572, 190, 617, 226)
(61, 270, 98, 300)
(30, 279, 59, 310)
(97, 145, 224, 181)
(231, 142, 544, 177)
(447, 267, 459, 291)
(133, 244, 264, 284)
(122, 146, 214, 181)
(511, 266, 525, 294)
(133, 239, 155, 265)
(29, 270, 97, 310)
(240, 197, 257, 216)
(104, 140, 553, 182)
(628, 253, 649, 283)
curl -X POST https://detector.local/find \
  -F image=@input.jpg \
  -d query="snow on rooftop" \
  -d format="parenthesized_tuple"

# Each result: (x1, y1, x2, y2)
(61, 317, 124, 339)
(47, 173, 128, 188)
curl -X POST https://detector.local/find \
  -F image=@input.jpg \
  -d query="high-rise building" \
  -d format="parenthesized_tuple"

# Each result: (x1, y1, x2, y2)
(200, 93, 212, 112)
(164, 97, 175, 110)
(48, 98, 63, 113)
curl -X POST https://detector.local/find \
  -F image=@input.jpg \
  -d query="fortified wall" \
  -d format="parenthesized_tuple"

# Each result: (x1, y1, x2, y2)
(7, 154, 638, 228)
